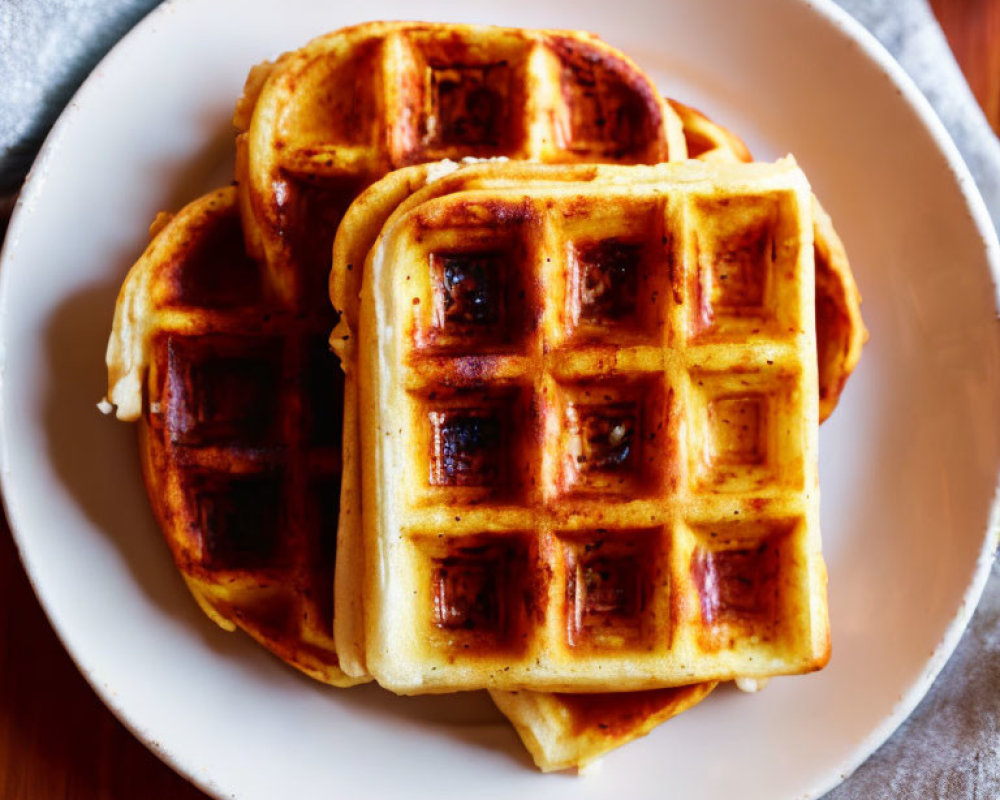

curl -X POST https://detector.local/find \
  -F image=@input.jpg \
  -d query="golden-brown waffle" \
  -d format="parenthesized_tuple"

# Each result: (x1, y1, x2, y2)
(235, 21, 687, 313)
(106, 187, 359, 686)
(329, 163, 718, 768)
(812, 198, 866, 420)
(353, 159, 828, 693)
(331, 153, 862, 675)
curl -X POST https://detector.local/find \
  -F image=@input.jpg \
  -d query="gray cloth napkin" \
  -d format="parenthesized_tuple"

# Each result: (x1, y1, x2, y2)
(1, 1, 997, 797)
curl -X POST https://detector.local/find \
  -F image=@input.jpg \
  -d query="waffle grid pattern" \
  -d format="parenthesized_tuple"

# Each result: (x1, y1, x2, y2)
(366, 168, 824, 691)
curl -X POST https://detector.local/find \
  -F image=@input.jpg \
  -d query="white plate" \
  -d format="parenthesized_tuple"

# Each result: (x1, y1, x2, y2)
(2, 0, 998, 798)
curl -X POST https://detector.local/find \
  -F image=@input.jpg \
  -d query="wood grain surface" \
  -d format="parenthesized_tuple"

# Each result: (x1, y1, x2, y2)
(1, 3, 997, 798)
(929, 0, 1000, 133)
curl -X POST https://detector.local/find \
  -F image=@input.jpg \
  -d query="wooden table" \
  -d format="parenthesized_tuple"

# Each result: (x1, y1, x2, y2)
(930, 0, 1000, 134)
(1, 3, 997, 797)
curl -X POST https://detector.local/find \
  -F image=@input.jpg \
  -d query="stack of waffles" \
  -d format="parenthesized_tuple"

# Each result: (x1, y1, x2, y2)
(105, 21, 865, 772)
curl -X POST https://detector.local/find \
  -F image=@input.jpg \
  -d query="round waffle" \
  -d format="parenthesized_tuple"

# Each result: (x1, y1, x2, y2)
(107, 186, 358, 686)
(235, 21, 687, 313)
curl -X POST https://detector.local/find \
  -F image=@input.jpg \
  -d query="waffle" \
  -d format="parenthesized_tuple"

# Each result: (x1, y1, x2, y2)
(235, 20, 687, 314)
(106, 187, 360, 686)
(812, 198, 866, 420)
(331, 152, 863, 675)
(329, 162, 720, 768)
(491, 681, 717, 772)
(668, 100, 866, 420)
(352, 158, 828, 693)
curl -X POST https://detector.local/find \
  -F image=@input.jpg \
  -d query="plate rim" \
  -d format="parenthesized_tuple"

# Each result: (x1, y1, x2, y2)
(0, 0, 998, 798)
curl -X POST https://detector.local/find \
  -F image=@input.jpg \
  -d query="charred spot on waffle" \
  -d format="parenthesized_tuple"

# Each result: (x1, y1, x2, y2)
(432, 251, 504, 330)
(309, 476, 340, 571)
(430, 411, 502, 486)
(563, 531, 658, 648)
(426, 63, 511, 147)
(575, 239, 642, 324)
(165, 335, 282, 446)
(193, 472, 283, 568)
(709, 394, 766, 466)
(578, 405, 637, 471)
(552, 36, 659, 158)
(433, 550, 503, 632)
(692, 539, 780, 631)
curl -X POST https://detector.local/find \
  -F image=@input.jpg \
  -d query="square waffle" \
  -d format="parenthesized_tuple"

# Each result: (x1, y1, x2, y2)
(356, 159, 829, 693)
(331, 143, 863, 681)
(329, 102, 861, 756)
